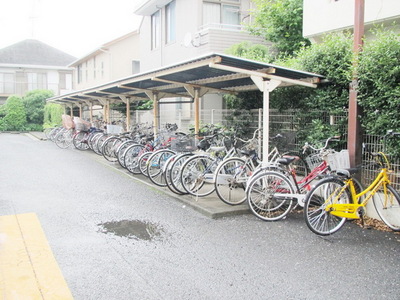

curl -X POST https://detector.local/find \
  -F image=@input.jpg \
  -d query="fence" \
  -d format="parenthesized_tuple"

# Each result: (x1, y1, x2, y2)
(88, 106, 400, 189)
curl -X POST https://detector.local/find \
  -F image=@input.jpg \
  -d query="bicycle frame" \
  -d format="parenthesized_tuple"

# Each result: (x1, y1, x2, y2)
(327, 167, 391, 219)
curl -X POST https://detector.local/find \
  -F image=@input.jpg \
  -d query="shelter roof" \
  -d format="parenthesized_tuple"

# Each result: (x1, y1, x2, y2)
(47, 53, 326, 105)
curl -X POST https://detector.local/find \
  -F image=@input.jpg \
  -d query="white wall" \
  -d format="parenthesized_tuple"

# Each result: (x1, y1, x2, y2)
(303, 0, 400, 41)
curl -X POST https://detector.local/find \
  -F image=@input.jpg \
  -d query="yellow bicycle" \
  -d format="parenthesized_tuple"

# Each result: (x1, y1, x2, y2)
(303, 132, 400, 235)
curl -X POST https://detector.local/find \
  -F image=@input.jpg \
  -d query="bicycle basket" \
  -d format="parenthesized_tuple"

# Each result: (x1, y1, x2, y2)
(171, 138, 196, 152)
(197, 138, 211, 151)
(327, 150, 350, 171)
(305, 153, 323, 171)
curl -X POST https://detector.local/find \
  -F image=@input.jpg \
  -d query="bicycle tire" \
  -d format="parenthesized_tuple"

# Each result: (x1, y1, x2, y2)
(303, 177, 351, 235)
(102, 136, 121, 162)
(373, 184, 400, 231)
(147, 149, 175, 186)
(214, 157, 251, 205)
(124, 144, 145, 174)
(116, 140, 136, 168)
(73, 131, 89, 150)
(55, 129, 73, 149)
(246, 171, 295, 221)
(139, 152, 152, 176)
(180, 155, 216, 197)
(169, 153, 194, 195)
(164, 154, 186, 195)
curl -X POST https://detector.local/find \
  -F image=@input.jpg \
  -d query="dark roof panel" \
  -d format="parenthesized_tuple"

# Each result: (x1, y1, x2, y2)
(48, 53, 326, 105)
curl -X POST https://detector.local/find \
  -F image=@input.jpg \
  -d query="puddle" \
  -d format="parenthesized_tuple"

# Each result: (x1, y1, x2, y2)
(98, 219, 164, 241)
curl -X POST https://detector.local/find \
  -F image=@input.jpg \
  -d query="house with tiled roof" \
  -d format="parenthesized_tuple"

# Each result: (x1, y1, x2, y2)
(0, 39, 76, 104)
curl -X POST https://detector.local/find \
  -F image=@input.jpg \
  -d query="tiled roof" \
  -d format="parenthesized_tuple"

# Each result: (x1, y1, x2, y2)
(0, 39, 76, 67)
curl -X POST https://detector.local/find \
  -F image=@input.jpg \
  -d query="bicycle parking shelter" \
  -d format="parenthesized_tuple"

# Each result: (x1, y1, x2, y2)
(47, 53, 326, 161)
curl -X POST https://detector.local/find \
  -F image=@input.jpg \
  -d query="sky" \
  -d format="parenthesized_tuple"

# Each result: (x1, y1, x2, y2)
(0, 0, 144, 58)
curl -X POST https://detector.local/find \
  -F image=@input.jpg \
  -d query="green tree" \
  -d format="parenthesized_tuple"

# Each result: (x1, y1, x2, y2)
(357, 28, 400, 135)
(22, 90, 54, 125)
(0, 95, 27, 131)
(43, 102, 64, 128)
(248, 0, 310, 57)
(225, 42, 274, 63)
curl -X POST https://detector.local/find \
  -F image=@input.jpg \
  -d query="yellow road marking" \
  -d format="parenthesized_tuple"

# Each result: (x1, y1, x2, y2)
(0, 213, 74, 299)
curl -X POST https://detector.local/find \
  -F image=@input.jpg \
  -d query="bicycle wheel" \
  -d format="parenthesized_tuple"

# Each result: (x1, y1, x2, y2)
(303, 177, 351, 235)
(282, 151, 309, 177)
(214, 157, 251, 205)
(169, 153, 194, 195)
(102, 137, 121, 162)
(164, 154, 185, 195)
(55, 129, 73, 149)
(180, 155, 216, 197)
(73, 131, 89, 150)
(147, 149, 175, 186)
(116, 140, 136, 168)
(246, 171, 295, 221)
(124, 144, 145, 174)
(373, 184, 400, 231)
(94, 134, 109, 155)
(139, 152, 152, 176)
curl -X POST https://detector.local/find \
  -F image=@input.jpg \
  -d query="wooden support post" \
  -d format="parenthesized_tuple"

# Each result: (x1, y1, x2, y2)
(348, 0, 365, 168)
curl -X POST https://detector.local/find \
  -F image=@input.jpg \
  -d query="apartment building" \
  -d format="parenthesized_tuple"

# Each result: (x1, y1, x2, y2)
(0, 39, 75, 104)
(133, 0, 272, 125)
(303, 0, 400, 42)
(69, 30, 141, 91)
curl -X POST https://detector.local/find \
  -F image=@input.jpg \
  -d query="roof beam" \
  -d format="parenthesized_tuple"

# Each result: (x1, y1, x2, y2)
(151, 77, 237, 95)
(209, 62, 319, 88)
(118, 84, 191, 99)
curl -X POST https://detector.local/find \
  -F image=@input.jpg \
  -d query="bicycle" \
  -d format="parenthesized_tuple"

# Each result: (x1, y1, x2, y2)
(245, 136, 342, 221)
(303, 131, 400, 235)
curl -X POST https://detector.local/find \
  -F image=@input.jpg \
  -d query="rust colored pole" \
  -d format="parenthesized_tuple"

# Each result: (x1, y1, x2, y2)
(348, 0, 365, 167)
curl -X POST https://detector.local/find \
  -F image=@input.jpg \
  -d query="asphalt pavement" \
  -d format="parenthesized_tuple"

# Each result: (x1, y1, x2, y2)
(1, 132, 400, 300)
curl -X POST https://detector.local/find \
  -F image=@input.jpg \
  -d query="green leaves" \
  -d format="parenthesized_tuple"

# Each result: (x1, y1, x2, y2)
(0, 95, 27, 131)
(249, 0, 310, 57)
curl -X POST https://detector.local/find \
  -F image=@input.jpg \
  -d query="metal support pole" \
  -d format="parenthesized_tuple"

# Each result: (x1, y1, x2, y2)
(348, 0, 365, 168)
(126, 98, 131, 131)
(153, 93, 160, 136)
(194, 88, 200, 136)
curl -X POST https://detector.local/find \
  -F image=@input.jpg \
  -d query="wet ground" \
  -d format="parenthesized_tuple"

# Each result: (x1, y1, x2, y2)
(1, 132, 400, 300)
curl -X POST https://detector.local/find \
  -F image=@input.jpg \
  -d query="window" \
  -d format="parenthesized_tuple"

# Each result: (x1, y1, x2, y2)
(132, 60, 140, 74)
(166, 0, 176, 44)
(77, 64, 82, 83)
(203, 1, 240, 28)
(151, 10, 161, 50)
(0, 73, 15, 93)
(27, 73, 47, 91)
(85, 62, 88, 81)
(93, 56, 96, 79)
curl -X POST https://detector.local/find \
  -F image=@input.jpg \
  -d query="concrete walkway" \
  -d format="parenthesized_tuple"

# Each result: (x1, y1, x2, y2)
(25, 131, 250, 219)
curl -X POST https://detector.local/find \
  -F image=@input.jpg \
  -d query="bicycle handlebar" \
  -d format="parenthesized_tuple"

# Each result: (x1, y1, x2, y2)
(303, 136, 341, 153)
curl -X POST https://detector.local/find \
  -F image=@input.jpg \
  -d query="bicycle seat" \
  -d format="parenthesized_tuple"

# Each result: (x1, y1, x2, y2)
(336, 168, 358, 178)
(277, 157, 296, 166)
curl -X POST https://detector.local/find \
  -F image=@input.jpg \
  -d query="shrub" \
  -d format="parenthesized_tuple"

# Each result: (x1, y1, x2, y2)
(0, 95, 27, 131)
(22, 90, 54, 125)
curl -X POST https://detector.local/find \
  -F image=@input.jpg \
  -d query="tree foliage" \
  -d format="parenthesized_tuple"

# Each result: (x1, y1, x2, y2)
(357, 28, 400, 135)
(0, 95, 27, 131)
(22, 90, 54, 125)
(43, 102, 64, 128)
(248, 0, 310, 57)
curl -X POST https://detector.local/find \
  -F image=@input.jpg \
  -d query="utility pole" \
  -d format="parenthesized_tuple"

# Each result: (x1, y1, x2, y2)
(348, 0, 365, 167)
